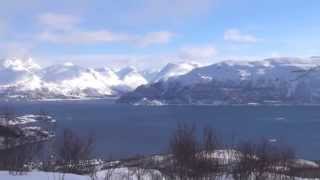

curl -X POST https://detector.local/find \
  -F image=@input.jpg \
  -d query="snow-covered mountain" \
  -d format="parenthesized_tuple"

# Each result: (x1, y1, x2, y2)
(151, 62, 199, 82)
(0, 58, 42, 91)
(0, 58, 149, 100)
(4, 57, 320, 103)
(116, 66, 148, 91)
(118, 57, 320, 105)
(0, 58, 196, 100)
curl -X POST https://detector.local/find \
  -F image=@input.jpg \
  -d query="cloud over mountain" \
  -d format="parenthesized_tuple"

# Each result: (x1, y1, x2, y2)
(224, 29, 259, 44)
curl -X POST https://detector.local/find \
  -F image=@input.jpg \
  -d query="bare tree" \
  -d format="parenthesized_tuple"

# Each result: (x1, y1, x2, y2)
(194, 126, 221, 179)
(169, 123, 198, 179)
(0, 140, 43, 174)
(57, 129, 96, 174)
(255, 141, 295, 180)
(203, 126, 220, 154)
(102, 168, 115, 180)
(168, 124, 222, 179)
(272, 146, 295, 180)
(232, 141, 257, 180)
(0, 107, 42, 174)
(232, 139, 296, 180)
(0, 107, 17, 149)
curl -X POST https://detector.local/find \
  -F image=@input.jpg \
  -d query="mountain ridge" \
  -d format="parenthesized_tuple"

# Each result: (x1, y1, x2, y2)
(2, 57, 320, 102)
(118, 57, 320, 105)
(0, 58, 195, 100)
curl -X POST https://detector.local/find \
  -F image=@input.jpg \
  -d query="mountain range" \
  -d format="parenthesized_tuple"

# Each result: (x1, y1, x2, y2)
(0, 58, 197, 100)
(118, 57, 320, 105)
(2, 57, 320, 104)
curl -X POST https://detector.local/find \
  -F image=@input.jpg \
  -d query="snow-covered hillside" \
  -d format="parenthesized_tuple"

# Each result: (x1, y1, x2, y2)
(115, 66, 148, 91)
(0, 59, 148, 100)
(0, 150, 319, 179)
(0, 58, 196, 100)
(151, 62, 199, 82)
(3, 57, 320, 102)
(119, 57, 320, 105)
(176, 57, 319, 86)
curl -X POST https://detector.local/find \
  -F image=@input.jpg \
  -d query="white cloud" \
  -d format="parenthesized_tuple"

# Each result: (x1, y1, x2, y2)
(0, 41, 35, 58)
(39, 53, 169, 70)
(145, 0, 214, 16)
(38, 13, 81, 31)
(224, 29, 259, 43)
(137, 31, 174, 47)
(179, 45, 218, 60)
(271, 52, 282, 58)
(35, 44, 218, 69)
(1, 0, 215, 25)
(39, 30, 129, 44)
(39, 30, 174, 46)
(129, 0, 215, 23)
(0, 19, 35, 58)
(33, 43, 220, 69)
(36, 12, 174, 46)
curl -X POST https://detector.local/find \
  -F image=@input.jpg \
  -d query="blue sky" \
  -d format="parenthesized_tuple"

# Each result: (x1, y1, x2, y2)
(0, 0, 319, 69)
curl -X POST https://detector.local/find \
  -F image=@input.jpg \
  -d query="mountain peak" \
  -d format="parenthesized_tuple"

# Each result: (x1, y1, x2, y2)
(1, 56, 320, 100)
(2, 58, 41, 72)
(117, 66, 138, 79)
(152, 62, 198, 82)
(119, 57, 320, 105)
(63, 62, 75, 67)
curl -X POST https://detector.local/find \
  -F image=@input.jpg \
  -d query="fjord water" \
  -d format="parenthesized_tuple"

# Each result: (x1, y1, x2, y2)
(3, 100, 320, 160)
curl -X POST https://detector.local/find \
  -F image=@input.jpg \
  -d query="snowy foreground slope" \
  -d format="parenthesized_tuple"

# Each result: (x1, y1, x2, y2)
(119, 57, 320, 105)
(0, 149, 320, 180)
(0, 168, 161, 180)
(0, 159, 319, 180)
(1, 170, 318, 180)
(0, 58, 195, 100)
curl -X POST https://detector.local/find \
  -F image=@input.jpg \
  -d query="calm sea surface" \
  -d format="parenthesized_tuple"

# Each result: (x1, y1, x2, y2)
(2, 99, 320, 160)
